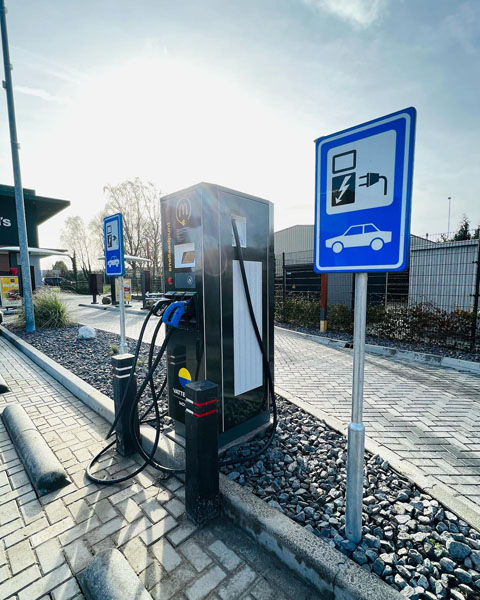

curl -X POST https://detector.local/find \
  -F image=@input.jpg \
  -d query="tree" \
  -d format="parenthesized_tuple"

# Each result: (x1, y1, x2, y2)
(101, 178, 162, 277)
(51, 260, 70, 278)
(453, 215, 472, 241)
(60, 216, 93, 279)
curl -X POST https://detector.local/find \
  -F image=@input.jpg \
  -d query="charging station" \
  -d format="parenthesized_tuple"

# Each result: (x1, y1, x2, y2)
(160, 183, 274, 447)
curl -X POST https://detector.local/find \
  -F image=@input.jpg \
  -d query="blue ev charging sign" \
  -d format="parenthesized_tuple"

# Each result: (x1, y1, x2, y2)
(314, 107, 416, 273)
(104, 213, 125, 277)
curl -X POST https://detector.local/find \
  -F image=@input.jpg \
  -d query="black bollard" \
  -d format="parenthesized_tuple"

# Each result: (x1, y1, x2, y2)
(185, 380, 220, 526)
(111, 353, 139, 456)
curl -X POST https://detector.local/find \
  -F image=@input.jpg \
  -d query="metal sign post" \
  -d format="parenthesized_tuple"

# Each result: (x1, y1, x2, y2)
(104, 214, 126, 353)
(1, 0, 35, 332)
(117, 276, 127, 354)
(314, 108, 416, 543)
(346, 271, 367, 542)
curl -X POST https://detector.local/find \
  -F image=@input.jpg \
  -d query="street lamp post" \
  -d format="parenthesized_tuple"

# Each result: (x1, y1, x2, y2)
(0, 0, 35, 331)
(447, 196, 452, 235)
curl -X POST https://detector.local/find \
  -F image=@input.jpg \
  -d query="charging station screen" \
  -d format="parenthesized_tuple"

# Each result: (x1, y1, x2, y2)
(181, 251, 195, 265)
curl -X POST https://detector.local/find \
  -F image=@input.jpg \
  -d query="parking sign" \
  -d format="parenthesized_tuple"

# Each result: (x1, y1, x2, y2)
(314, 107, 416, 273)
(104, 213, 125, 277)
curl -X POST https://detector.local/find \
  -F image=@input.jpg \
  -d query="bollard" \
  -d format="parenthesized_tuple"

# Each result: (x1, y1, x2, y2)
(185, 380, 220, 526)
(112, 353, 139, 456)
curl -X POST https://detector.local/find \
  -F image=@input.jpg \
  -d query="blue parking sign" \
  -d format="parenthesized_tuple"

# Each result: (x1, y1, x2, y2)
(314, 107, 416, 273)
(104, 213, 125, 277)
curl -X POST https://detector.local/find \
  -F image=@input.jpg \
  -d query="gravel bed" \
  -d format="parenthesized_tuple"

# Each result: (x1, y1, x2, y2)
(276, 321, 480, 363)
(221, 398, 480, 600)
(7, 324, 480, 598)
(9, 324, 170, 426)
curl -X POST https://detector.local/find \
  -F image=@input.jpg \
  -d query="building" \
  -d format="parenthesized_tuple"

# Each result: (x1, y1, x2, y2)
(0, 184, 70, 293)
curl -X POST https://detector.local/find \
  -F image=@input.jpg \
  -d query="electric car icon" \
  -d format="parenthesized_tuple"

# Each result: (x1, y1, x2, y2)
(107, 256, 120, 268)
(325, 223, 392, 254)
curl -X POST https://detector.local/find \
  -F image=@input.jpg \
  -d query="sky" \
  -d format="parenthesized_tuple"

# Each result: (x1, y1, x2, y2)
(0, 0, 479, 261)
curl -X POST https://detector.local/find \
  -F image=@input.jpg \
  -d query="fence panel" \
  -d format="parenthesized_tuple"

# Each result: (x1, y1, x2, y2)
(274, 234, 480, 352)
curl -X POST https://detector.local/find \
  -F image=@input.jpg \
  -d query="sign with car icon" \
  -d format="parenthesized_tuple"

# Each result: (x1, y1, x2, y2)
(104, 214, 125, 276)
(314, 107, 416, 273)
(325, 223, 392, 254)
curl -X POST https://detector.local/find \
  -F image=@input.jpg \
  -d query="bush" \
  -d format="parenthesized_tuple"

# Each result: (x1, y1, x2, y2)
(282, 296, 321, 328)
(276, 292, 475, 349)
(16, 288, 72, 329)
(328, 304, 354, 333)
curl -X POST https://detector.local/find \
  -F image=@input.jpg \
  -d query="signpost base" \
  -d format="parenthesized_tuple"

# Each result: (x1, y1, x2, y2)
(345, 422, 365, 543)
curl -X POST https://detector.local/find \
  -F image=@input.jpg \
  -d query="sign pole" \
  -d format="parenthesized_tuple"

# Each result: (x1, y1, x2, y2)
(345, 271, 367, 543)
(118, 275, 127, 354)
(0, 0, 35, 332)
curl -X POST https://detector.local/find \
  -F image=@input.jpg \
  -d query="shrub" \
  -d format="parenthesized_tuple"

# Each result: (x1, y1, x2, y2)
(283, 296, 321, 328)
(16, 288, 72, 329)
(328, 304, 354, 333)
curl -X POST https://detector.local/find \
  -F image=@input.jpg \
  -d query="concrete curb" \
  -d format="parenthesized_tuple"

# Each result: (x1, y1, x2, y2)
(2, 404, 71, 496)
(277, 386, 480, 533)
(275, 326, 480, 376)
(78, 303, 146, 317)
(78, 549, 153, 600)
(1, 326, 115, 424)
(220, 476, 401, 600)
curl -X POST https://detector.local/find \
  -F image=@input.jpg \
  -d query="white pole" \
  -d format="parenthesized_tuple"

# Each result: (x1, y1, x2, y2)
(345, 272, 367, 543)
(118, 275, 127, 354)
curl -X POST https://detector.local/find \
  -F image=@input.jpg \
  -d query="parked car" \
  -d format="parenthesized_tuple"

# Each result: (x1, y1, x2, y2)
(43, 276, 68, 286)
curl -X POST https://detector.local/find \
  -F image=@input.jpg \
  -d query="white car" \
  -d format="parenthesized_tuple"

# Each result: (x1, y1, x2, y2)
(326, 223, 392, 254)
(107, 257, 120, 268)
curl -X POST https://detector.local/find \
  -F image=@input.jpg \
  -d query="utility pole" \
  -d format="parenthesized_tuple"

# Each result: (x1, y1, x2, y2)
(447, 196, 452, 235)
(0, 0, 35, 331)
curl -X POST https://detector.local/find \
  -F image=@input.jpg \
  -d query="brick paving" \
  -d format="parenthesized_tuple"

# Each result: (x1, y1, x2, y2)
(0, 336, 322, 600)
(275, 327, 480, 509)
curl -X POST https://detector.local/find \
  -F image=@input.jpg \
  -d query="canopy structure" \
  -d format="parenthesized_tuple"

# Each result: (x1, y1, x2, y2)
(0, 246, 68, 258)
(98, 255, 152, 263)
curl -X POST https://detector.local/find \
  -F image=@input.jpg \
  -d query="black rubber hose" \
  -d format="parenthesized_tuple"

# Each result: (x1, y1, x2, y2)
(219, 219, 278, 467)
(86, 313, 176, 484)
(105, 301, 165, 440)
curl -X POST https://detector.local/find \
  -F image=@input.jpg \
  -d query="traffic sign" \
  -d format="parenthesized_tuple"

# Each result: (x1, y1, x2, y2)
(314, 107, 416, 273)
(104, 213, 125, 277)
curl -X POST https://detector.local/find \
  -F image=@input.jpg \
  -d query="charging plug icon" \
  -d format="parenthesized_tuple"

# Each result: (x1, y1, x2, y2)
(359, 172, 388, 195)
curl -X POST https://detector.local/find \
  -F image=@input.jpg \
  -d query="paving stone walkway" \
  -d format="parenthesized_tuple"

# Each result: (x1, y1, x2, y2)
(0, 336, 322, 600)
(275, 328, 480, 511)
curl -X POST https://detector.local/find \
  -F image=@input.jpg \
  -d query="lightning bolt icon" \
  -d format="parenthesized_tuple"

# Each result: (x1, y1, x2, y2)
(336, 174, 352, 204)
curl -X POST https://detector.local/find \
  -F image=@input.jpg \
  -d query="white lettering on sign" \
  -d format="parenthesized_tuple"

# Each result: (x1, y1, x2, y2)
(0, 217, 12, 227)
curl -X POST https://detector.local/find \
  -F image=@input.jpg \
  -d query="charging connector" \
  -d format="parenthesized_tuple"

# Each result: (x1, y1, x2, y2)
(359, 172, 388, 195)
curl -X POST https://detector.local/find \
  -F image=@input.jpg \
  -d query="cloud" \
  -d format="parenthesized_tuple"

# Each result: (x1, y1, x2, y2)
(15, 85, 69, 104)
(12, 45, 88, 86)
(302, 0, 388, 26)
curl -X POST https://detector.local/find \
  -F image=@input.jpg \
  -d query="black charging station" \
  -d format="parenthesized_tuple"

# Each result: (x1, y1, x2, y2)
(161, 183, 274, 447)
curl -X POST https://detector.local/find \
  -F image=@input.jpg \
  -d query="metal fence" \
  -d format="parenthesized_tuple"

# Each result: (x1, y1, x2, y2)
(275, 233, 480, 352)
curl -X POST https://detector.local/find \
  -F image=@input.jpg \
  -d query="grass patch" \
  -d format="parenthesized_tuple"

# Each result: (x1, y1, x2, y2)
(16, 287, 72, 329)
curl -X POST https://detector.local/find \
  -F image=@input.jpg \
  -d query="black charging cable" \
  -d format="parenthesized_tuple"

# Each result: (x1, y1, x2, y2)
(219, 219, 278, 467)
(86, 299, 188, 484)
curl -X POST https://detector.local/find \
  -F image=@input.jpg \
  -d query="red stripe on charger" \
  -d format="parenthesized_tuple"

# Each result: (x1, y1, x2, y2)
(194, 409, 218, 418)
(193, 398, 217, 408)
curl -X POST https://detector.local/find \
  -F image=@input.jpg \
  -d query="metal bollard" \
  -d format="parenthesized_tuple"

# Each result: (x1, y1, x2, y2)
(185, 380, 220, 526)
(111, 353, 139, 456)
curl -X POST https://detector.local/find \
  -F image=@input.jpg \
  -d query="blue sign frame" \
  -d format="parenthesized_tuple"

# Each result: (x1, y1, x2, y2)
(104, 213, 125, 277)
(314, 107, 416, 273)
